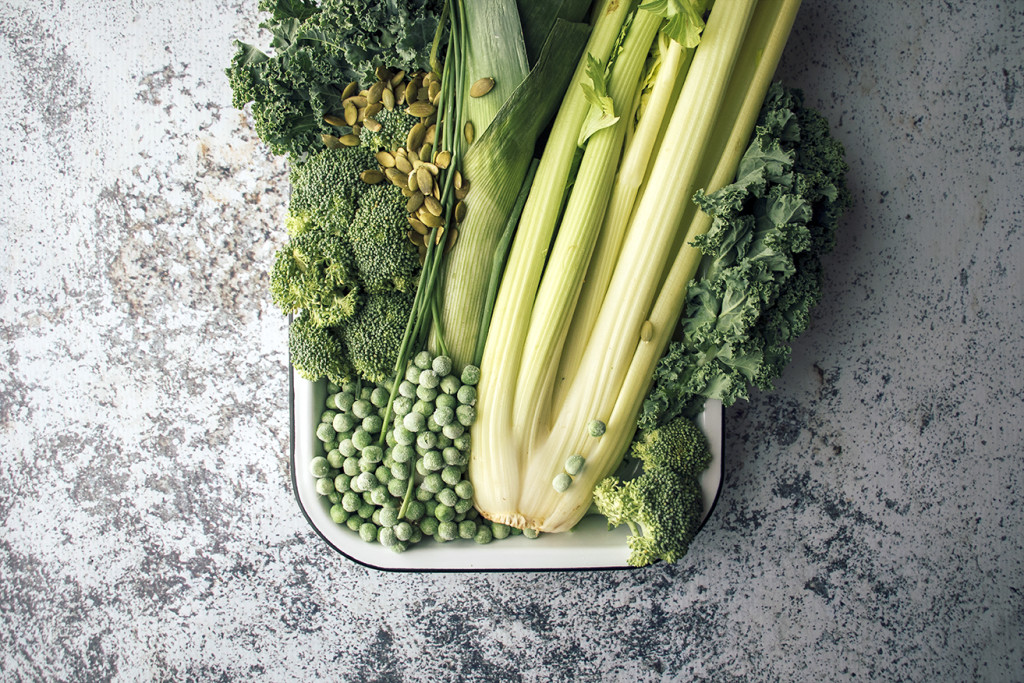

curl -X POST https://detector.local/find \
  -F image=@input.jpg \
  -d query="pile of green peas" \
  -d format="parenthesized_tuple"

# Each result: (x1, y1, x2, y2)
(309, 350, 533, 552)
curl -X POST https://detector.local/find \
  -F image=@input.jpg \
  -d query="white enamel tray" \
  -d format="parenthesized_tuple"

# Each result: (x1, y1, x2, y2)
(290, 370, 723, 571)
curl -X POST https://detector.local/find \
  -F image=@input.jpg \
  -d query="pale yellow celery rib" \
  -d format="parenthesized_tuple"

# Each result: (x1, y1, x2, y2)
(540, 0, 805, 532)
(459, 0, 529, 137)
(471, 0, 634, 524)
(515, 0, 762, 530)
(511, 8, 663, 445)
(551, 38, 689, 414)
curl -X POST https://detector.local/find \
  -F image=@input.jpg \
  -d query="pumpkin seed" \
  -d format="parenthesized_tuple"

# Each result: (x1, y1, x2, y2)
(406, 192, 425, 213)
(323, 114, 346, 127)
(344, 95, 368, 109)
(418, 143, 433, 163)
(322, 134, 342, 149)
(408, 216, 429, 235)
(454, 200, 467, 223)
(407, 229, 422, 246)
(419, 210, 443, 229)
(365, 102, 383, 120)
(384, 167, 407, 187)
(407, 122, 426, 152)
(470, 77, 495, 98)
(363, 117, 382, 133)
(390, 70, 406, 88)
(341, 81, 358, 100)
(407, 101, 436, 118)
(407, 171, 419, 193)
(639, 320, 654, 342)
(416, 166, 433, 196)
(427, 80, 441, 104)
(343, 101, 358, 126)
(444, 226, 458, 254)
(367, 81, 385, 105)
(425, 124, 436, 145)
(464, 121, 475, 144)
(376, 151, 396, 168)
(394, 154, 413, 175)
(404, 81, 418, 105)
(434, 150, 451, 169)
(423, 195, 443, 217)
(360, 169, 384, 184)
(382, 87, 395, 111)
(339, 134, 360, 147)
(375, 65, 392, 82)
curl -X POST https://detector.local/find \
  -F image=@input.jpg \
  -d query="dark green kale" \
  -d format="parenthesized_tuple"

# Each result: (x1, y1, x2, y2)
(639, 83, 851, 428)
(226, 0, 444, 159)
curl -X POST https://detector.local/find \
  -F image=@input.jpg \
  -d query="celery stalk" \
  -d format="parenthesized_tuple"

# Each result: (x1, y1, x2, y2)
(541, 0, 804, 531)
(469, 0, 635, 525)
(512, 7, 664, 441)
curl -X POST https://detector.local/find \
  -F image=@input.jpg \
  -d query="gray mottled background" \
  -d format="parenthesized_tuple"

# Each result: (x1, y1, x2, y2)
(1, 0, 1022, 680)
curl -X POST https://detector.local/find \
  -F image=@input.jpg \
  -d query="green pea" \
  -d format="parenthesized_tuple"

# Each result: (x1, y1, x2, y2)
(436, 521, 458, 541)
(315, 423, 335, 442)
(359, 522, 378, 543)
(432, 356, 452, 377)
(455, 479, 474, 500)
(310, 456, 331, 478)
(330, 505, 349, 525)
(439, 375, 461, 396)
(315, 477, 335, 496)
(404, 500, 425, 522)
(333, 412, 356, 433)
(436, 488, 458, 508)
(419, 517, 439, 537)
(456, 385, 476, 405)
(351, 399, 373, 420)
(370, 386, 390, 407)
(461, 365, 481, 386)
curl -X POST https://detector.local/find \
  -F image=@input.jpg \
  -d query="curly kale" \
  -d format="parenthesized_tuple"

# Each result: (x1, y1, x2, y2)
(348, 183, 421, 294)
(638, 83, 851, 428)
(226, 0, 444, 159)
(592, 416, 711, 567)
(288, 145, 377, 234)
(270, 229, 362, 328)
(306, 0, 445, 86)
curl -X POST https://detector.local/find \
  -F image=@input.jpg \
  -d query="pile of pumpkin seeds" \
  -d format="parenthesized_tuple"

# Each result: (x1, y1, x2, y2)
(322, 66, 477, 264)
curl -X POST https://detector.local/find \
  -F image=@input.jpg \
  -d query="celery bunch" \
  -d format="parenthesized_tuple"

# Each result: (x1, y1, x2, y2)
(453, 0, 807, 534)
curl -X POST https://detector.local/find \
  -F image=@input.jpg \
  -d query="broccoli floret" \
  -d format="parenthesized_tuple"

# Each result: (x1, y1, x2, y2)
(341, 291, 414, 384)
(289, 313, 353, 385)
(348, 183, 421, 293)
(359, 108, 417, 152)
(270, 229, 362, 327)
(289, 146, 378, 232)
(592, 416, 711, 567)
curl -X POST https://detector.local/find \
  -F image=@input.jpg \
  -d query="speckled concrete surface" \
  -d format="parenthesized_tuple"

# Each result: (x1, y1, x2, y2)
(1, 1, 1021, 680)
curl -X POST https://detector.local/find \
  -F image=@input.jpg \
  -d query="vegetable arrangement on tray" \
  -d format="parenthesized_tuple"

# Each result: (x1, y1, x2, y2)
(228, 0, 850, 566)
